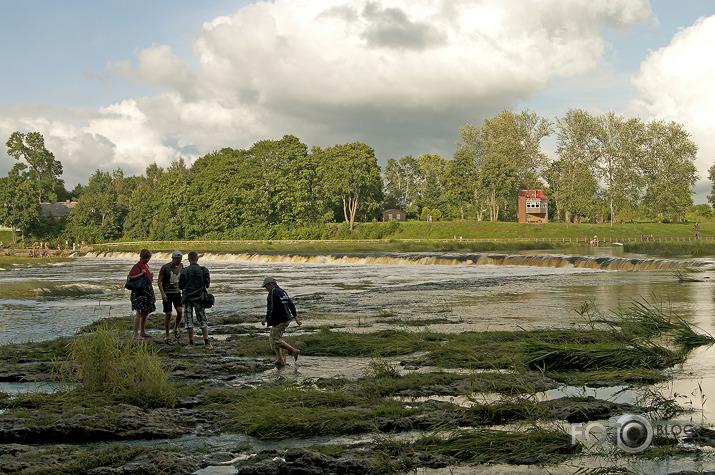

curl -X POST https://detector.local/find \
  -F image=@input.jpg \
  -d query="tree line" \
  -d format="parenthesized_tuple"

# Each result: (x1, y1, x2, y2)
(1, 108, 713, 244)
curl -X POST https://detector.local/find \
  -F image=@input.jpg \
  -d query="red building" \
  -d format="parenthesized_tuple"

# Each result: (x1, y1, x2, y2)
(517, 190, 548, 223)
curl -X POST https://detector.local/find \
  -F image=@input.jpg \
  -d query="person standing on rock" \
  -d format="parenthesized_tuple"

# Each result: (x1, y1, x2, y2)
(261, 276, 301, 365)
(158, 250, 184, 345)
(127, 248, 156, 341)
(179, 251, 212, 349)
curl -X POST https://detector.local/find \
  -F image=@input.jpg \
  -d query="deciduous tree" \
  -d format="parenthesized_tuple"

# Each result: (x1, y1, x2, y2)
(319, 142, 383, 231)
(5, 131, 64, 203)
(640, 120, 698, 220)
(0, 169, 41, 243)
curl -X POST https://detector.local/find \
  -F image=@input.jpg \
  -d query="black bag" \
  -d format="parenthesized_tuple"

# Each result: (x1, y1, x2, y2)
(125, 275, 147, 291)
(200, 291, 215, 309)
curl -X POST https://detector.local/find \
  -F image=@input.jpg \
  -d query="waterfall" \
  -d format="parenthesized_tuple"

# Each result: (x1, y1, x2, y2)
(83, 251, 709, 271)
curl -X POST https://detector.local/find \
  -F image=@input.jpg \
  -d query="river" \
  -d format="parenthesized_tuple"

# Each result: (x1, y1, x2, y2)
(2, 247, 715, 471)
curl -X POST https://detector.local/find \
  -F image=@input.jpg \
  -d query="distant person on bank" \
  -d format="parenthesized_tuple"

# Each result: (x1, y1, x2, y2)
(159, 250, 184, 345)
(127, 248, 156, 341)
(178, 251, 212, 349)
(261, 276, 301, 365)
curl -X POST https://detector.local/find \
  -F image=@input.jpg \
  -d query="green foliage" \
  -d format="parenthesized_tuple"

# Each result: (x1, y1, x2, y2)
(5, 131, 64, 204)
(641, 120, 698, 220)
(0, 170, 42, 242)
(318, 142, 383, 231)
(66, 170, 127, 243)
(690, 204, 712, 218)
(54, 323, 176, 408)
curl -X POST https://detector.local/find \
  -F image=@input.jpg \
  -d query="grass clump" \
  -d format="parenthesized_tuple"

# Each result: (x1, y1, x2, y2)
(414, 426, 579, 464)
(54, 323, 175, 408)
(221, 382, 419, 439)
(525, 339, 682, 372)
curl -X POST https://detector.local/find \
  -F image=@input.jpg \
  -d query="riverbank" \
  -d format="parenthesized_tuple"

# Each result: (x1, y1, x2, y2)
(2, 303, 714, 474)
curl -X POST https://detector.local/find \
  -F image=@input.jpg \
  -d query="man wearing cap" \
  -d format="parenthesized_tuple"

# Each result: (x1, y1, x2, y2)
(179, 251, 213, 349)
(159, 251, 184, 345)
(261, 276, 301, 365)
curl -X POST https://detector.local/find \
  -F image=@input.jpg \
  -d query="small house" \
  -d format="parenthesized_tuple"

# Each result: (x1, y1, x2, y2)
(381, 209, 406, 222)
(517, 190, 548, 223)
(41, 200, 76, 222)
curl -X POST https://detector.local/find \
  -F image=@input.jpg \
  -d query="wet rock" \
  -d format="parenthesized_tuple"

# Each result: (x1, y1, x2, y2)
(0, 404, 189, 444)
(109, 450, 204, 474)
(411, 452, 458, 468)
(176, 396, 203, 408)
(283, 447, 333, 467)
(203, 452, 238, 464)
(328, 457, 374, 474)
(236, 457, 285, 475)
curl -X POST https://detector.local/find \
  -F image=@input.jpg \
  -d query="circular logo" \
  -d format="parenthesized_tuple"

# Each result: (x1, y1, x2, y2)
(613, 414, 653, 454)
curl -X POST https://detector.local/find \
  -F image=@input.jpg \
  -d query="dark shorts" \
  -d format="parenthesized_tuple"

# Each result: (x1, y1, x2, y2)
(162, 293, 183, 313)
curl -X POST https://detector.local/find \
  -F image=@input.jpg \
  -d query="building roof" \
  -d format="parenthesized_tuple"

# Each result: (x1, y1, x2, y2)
(41, 201, 77, 218)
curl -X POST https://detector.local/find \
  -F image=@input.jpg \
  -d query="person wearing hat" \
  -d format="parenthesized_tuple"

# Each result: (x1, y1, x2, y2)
(261, 276, 301, 365)
(158, 250, 185, 345)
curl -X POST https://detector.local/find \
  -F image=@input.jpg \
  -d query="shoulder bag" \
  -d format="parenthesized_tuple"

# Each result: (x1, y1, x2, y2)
(125, 274, 148, 291)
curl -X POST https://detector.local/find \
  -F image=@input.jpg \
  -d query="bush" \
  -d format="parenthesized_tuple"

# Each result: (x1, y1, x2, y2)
(55, 324, 175, 408)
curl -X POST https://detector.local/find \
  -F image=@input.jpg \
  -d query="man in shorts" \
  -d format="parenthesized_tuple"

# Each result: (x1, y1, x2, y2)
(159, 250, 184, 345)
(179, 251, 212, 349)
(261, 276, 301, 365)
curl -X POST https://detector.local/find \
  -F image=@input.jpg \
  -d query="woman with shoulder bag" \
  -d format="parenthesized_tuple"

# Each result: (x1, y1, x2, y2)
(127, 248, 156, 340)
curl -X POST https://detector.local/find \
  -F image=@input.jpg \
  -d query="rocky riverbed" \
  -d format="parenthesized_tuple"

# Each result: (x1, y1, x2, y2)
(1, 312, 714, 474)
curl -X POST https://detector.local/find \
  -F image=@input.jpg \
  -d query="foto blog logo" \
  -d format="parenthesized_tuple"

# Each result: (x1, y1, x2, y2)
(571, 414, 654, 454)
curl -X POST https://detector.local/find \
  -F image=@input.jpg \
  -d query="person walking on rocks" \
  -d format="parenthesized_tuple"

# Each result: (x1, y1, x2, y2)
(179, 251, 212, 349)
(127, 248, 156, 341)
(261, 276, 301, 365)
(159, 250, 184, 345)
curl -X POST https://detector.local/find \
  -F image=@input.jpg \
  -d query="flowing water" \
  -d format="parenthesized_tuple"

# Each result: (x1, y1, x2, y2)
(2, 248, 715, 472)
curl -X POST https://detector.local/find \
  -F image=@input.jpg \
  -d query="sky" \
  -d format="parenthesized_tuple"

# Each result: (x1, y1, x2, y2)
(1, 0, 714, 203)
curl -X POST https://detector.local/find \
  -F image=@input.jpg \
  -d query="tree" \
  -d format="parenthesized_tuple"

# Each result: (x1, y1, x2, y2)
(593, 113, 646, 222)
(183, 148, 263, 237)
(289, 151, 331, 225)
(5, 131, 64, 203)
(554, 109, 600, 221)
(123, 164, 163, 239)
(444, 148, 478, 220)
(382, 155, 420, 215)
(455, 124, 489, 221)
(0, 169, 42, 243)
(246, 135, 309, 224)
(640, 120, 698, 220)
(415, 154, 448, 213)
(456, 110, 551, 222)
(320, 142, 383, 231)
(481, 153, 517, 221)
(480, 109, 552, 188)
(67, 170, 124, 242)
(153, 159, 189, 240)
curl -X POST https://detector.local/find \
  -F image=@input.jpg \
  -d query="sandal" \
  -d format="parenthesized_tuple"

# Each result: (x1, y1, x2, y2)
(165, 338, 173, 345)
(174, 330, 181, 339)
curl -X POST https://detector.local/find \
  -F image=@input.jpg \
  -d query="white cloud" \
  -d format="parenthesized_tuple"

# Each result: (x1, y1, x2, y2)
(629, 14, 715, 201)
(1, 0, 652, 188)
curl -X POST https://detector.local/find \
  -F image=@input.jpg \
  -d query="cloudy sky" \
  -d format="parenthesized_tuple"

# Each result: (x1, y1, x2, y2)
(1, 0, 714, 202)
